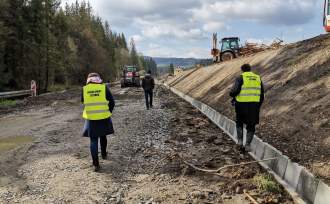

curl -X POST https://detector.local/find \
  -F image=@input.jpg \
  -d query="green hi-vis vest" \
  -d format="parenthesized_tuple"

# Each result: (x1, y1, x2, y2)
(235, 72, 261, 102)
(83, 84, 112, 120)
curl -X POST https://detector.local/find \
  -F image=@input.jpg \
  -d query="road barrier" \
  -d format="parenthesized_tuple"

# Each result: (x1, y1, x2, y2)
(164, 84, 330, 204)
(0, 90, 32, 99)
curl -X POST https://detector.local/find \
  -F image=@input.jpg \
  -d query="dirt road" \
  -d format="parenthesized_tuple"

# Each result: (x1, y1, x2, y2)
(0, 85, 293, 203)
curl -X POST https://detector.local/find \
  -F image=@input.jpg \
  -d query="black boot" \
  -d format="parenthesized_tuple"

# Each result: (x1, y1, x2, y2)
(245, 131, 255, 152)
(100, 137, 108, 160)
(101, 152, 108, 160)
(93, 158, 100, 172)
(236, 126, 244, 150)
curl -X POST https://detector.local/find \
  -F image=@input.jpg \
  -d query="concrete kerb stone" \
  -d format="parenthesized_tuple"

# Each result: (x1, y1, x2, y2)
(165, 86, 330, 204)
(297, 169, 319, 203)
(273, 154, 289, 179)
(219, 115, 226, 127)
(213, 113, 221, 127)
(284, 160, 304, 191)
(314, 181, 330, 204)
(250, 136, 262, 156)
(207, 109, 215, 122)
(224, 118, 230, 131)
(194, 101, 202, 110)
(228, 121, 235, 136)
(262, 143, 281, 169)
(201, 103, 208, 113)
(255, 140, 266, 160)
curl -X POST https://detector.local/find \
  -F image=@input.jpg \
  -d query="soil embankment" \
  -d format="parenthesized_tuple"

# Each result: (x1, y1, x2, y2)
(166, 34, 330, 184)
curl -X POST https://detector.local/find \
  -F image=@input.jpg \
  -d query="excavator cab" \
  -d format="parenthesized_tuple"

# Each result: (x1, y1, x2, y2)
(220, 37, 240, 61)
(211, 33, 240, 63)
(324, 0, 330, 32)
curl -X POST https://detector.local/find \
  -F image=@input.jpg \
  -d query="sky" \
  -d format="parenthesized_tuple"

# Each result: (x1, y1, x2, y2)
(62, 0, 325, 58)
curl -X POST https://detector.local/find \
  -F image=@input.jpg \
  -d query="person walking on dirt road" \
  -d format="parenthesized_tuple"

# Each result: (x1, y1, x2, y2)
(82, 73, 115, 172)
(230, 64, 264, 152)
(142, 70, 155, 110)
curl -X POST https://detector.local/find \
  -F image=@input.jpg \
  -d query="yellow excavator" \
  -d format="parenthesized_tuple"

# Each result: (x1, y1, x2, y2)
(211, 33, 240, 63)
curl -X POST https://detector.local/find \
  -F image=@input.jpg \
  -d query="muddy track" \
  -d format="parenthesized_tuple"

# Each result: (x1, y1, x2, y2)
(0, 85, 292, 203)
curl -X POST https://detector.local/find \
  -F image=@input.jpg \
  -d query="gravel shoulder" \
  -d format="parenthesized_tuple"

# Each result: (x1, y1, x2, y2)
(0, 85, 293, 203)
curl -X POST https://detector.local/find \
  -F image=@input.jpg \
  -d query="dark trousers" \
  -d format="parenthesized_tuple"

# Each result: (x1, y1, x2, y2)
(90, 136, 107, 166)
(144, 90, 153, 108)
(236, 121, 256, 133)
(236, 120, 256, 145)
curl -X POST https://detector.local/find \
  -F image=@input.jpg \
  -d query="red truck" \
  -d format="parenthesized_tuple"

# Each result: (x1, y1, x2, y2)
(121, 65, 141, 88)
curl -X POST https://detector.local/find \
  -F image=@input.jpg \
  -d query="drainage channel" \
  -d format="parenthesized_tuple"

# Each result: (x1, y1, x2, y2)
(164, 84, 330, 204)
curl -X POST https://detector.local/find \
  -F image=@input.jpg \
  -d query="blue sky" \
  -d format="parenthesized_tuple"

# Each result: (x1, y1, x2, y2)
(63, 0, 324, 58)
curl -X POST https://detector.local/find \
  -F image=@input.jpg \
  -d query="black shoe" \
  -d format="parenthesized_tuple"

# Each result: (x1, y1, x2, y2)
(101, 153, 108, 160)
(239, 146, 245, 153)
(94, 165, 101, 172)
(244, 144, 252, 152)
(93, 159, 100, 172)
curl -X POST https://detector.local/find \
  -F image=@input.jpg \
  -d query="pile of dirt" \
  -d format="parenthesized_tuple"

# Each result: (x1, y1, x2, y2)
(156, 89, 293, 203)
(166, 34, 330, 184)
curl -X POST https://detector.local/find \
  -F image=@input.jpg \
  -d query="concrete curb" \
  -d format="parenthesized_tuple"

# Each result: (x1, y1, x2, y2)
(165, 84, 330, 204)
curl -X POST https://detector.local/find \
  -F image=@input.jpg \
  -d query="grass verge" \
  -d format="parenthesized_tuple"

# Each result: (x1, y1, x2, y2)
(0, 99, 17, 107)
(253, 174, 282, 193)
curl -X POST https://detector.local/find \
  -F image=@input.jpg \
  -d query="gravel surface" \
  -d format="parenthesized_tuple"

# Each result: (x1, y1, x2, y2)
(0, 85, 293, 203)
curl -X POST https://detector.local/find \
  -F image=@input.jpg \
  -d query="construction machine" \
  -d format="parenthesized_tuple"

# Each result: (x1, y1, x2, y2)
(211, 33, 240, 63)
(121, 65, 141, 88)
(324, 0, 330, 32)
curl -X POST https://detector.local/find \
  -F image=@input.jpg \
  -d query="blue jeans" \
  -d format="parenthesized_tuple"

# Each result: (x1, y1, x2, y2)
(90, 136, 107, 165)
(144, 90, 153, 108)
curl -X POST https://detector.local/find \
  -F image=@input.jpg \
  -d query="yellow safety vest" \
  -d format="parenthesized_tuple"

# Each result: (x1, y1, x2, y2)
(83, 84, 112, 120)
(235, 72, 261, 102)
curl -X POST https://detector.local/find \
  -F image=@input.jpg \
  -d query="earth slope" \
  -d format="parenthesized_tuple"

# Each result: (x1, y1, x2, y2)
(166, 34, 330, 184)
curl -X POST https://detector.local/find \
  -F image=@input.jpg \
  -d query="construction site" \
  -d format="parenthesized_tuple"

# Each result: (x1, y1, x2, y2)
(0, 32, 328, 203)
(0, 1, 330, 204)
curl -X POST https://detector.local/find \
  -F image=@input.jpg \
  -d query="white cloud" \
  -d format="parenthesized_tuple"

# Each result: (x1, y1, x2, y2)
(135, 18, 206, 40)
(203, 22, 227, 32)
(192, 0, 317, 25)
(130, 34, 143, 43)
(144, 44, 210, 58)
(63, 0, 319, 58)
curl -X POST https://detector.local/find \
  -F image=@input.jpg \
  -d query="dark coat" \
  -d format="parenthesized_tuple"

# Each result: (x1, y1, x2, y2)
(142, 75, 155, 91)
(229, 73, 264, 125)
(81, 84, 115, 138)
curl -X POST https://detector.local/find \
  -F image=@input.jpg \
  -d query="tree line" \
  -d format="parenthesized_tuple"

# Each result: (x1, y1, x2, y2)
(0, 0, 157, 92)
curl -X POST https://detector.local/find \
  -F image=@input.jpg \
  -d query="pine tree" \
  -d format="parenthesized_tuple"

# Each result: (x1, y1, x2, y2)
(0, 0, 142, 90)
(129, 38, 139, 68)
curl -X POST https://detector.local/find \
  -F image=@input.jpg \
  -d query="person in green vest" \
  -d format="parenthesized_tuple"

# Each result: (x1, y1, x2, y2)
(230, 64, 264, 152)
(82, 73, 115, 172)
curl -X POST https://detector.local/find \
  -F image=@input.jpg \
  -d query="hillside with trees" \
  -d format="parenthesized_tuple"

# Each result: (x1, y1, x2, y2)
(0, 0, 156, 92)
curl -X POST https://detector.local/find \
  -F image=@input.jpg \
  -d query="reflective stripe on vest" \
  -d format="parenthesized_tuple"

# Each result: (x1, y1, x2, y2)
(83, 84, 112, 120)
(235, 72, 261, 102)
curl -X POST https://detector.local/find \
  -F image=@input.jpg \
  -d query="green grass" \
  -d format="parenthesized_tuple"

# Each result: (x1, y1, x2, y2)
(0, 99, 17, 107)
(253, 174, 282, 193)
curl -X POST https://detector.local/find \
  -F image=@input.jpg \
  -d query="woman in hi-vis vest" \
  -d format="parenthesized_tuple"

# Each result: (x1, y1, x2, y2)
(82, 73, 115, 172)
